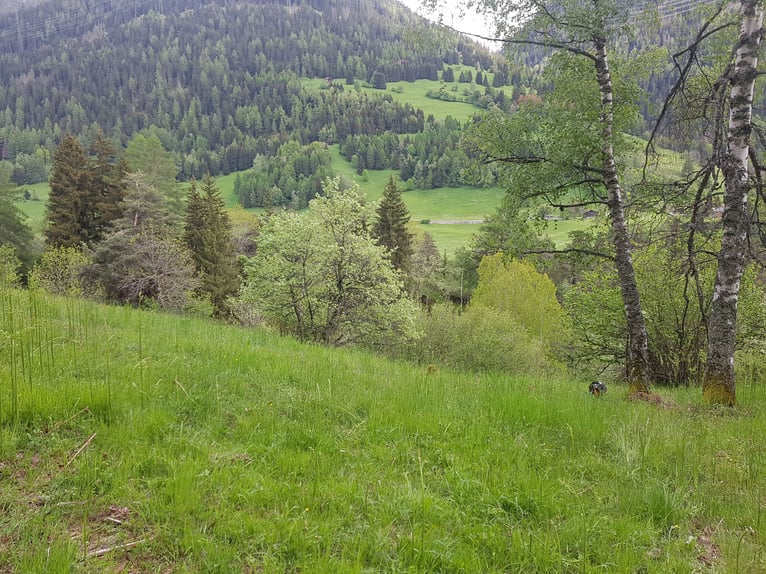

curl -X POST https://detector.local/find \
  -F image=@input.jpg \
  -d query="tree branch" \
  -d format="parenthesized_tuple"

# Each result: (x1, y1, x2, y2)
(521, 247, 614, 261)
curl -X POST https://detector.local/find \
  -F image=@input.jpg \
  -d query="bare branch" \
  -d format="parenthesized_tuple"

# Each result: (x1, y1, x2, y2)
(521, 247, 614, 260)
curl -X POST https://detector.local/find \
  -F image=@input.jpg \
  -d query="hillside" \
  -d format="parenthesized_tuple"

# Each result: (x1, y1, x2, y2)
(1, 287, 765, 571)
(0, 0, 501, 182)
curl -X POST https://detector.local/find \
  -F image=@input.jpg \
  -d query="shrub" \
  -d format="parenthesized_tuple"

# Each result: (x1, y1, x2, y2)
(413, 303, 563, 376)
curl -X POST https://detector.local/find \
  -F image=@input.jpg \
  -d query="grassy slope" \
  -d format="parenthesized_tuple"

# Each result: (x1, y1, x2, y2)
(15, 182, 50, 235)
(302, 70, 511, 124)
(1, 288, 765, 572)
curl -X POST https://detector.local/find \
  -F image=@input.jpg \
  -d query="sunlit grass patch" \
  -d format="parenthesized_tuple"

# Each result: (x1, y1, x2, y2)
(1, 288, 766, 571)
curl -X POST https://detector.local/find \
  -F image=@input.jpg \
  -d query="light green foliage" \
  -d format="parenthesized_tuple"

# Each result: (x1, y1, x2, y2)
(412, 253, 569, 374)
(471, 253, 570, 354)
(240, 177, 418, 348)
(464, 52, 642, 210)
(565, 240, 766, 385)
(28, 247, 91, 297)
(414, 302, 560, 375)
(0, 245, 21, 288)
(124, 134, 180, 198)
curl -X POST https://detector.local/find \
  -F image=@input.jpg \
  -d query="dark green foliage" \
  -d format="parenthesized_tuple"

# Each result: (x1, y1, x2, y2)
(184, 175, 240, 317)
(87, 131, 127, 244)
(45, 132, 126, 249)
(234, 141, 334, 209)
(45, 133, 91, 248)
(371, 69, 387, 90)
(0, 165, 35, 266)
(372, 176, 413, 274)
(0, 0, 489, 179)
(340, 120, 480, 188)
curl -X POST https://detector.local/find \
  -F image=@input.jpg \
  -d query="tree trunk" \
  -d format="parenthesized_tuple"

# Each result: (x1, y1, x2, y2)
(594, 37, 651, 393)
(704, 1, 764, 406)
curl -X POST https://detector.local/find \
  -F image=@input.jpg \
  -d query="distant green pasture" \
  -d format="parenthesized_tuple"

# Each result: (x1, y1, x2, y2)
(301, 76, 510, 123)
(14, 182, 50, 235)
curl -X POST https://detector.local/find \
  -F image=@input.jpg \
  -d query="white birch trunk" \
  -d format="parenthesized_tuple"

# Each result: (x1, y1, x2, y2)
(594, 37, 652, 392)
(704, 0, 764, 405)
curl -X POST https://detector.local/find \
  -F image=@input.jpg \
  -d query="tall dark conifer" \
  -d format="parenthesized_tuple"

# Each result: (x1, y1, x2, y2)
(0, 169, 34, 266)
(46, 132, 126, 248)
(46, 133, 90, 248)
(184, 175, 240, 317)
(88, 131, 127, 244)
(372, 175, 413, 274)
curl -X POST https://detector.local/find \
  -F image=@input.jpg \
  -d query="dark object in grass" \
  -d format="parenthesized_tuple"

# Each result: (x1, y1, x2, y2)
(589, 381, 607, 397)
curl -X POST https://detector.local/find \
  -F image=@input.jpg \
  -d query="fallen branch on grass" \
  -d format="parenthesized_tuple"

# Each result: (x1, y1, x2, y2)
(87, 538, 149, 558)
(65, 433, 96, 468)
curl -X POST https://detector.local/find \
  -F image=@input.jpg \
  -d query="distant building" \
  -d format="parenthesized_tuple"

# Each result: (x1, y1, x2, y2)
(583, 210, 598, 219)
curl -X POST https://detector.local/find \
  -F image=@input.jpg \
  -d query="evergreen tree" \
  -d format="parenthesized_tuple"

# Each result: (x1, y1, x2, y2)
(372, 175, 414, 274)
(184, 175, 240, 317)
(45, 132, 126, 249)
(87, 130, 127, 244)
(0, 164, 35, 266)
(46, 133, 90, 248)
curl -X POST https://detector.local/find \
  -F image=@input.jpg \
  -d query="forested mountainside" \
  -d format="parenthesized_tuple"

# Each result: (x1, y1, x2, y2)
(0, 0, 501, 182)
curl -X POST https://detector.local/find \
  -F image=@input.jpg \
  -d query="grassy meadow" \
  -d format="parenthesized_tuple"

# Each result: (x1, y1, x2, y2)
(14, 182, 50, 236)
(1, 286, 765, 572)
(209, 146, 512, 255)
(301, 71, 511, 124)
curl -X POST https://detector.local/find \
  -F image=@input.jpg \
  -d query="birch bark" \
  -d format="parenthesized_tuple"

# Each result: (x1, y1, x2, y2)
(704, 0, 764, 405)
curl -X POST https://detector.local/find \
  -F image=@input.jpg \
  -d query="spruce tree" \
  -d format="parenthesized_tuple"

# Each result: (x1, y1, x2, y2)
(46, 132, 126, 248)
(46, 133, 90, 248)
(372, 175, 413, 274)
(88, 131, 127, 244)
(184, 175, 240, 317)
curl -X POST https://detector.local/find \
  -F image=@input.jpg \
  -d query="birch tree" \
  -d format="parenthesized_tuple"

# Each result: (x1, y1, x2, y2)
(704, 0, 764, 405)
(456, 0, 652, 391)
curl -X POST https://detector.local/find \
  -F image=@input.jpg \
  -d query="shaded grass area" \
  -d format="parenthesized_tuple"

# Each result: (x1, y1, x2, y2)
(1, 287, 765, 572)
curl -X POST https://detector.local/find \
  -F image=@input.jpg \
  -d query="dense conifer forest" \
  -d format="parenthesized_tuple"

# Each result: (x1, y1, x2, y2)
(0, 0, 504, 185)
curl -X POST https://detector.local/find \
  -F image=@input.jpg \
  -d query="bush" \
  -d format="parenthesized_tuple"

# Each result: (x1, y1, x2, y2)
(29, 247, 92, 297)
(412, 303, 563, 376)
(0, 245, 21, 287)
(564, 240, 766, 386)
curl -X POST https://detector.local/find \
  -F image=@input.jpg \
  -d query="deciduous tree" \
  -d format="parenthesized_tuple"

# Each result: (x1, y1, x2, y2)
(240, 178, 418, 348)
(704, 0, 765, 405)
(459, 0, 653, 392)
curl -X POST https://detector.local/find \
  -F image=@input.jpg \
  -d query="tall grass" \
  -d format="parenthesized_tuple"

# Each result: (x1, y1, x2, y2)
(1, 287, 765, 571)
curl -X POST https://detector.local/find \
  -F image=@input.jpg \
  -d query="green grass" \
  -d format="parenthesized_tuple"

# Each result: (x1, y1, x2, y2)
(14, 182, 50, 235)
(2, 286, 766, 572)
(302, 75, 510, 124)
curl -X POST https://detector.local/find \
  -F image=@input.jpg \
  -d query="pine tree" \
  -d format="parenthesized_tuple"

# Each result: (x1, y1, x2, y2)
(46, 133, 90, 248)
(184, 175, 240, 317)
(372, 175, 413, 274)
